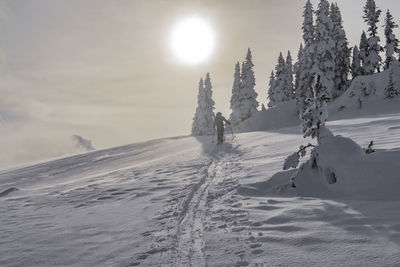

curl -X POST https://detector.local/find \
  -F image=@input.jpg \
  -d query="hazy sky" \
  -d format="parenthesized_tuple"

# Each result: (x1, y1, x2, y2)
(1, 0, 400, 168)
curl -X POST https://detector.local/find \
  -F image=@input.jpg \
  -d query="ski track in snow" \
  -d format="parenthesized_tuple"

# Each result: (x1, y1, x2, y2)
(130, 142, 244, 267)
(173, 150, 242, 266)
(174, 160, 214, 266)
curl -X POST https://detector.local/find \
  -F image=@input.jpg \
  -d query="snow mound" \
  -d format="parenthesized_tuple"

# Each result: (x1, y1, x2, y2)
(329, 61, 400, 119)
(235, 100, 300, 132)
(293, 128, 400, 200)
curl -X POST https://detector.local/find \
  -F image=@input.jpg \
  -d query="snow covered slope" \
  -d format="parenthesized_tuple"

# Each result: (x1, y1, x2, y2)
(329, 61, 400, 120)
(236, 62, 400, 134)
(1, 115, 400, 266)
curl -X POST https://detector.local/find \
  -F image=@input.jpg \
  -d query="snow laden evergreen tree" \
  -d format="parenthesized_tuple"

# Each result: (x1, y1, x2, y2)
(239, 48, 259, 120)
(330, 3, 350, 98)
(294, 43, 304, 101)
(192, 74, 215, 136)
(267, 71, 276, 108)
(231, 49, 259, 125)
(285, 51, 294, 98)
(384, 10, 399, 70)
(298, 0, 315, 117)
(284, 74, 331, 173)
(312, 0, 334, 102)
(192, 78, 205, 135)
(269, 51, 295, 107)
(273, 53, 290, 103)
(351, 45, 362, 79)
(302, 75, 329, 139)
(362, 0, 382, 74)
(303, 0, 314, 48)
(384, 70, 399, 98)
(230, 62, 242, 123)
(359, 31, 369, 75)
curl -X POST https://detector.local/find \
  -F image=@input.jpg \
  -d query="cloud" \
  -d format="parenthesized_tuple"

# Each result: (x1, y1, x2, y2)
(72, 134, 95, 151)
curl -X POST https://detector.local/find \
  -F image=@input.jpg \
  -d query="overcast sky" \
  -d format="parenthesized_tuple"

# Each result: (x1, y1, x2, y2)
(1, 0, 400, 168)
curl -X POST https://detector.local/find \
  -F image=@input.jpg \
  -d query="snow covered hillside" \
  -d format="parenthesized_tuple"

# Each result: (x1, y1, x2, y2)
(1, 113, 400, 266)
(239, 63, 400, 134)
(329, 61, 400, 119)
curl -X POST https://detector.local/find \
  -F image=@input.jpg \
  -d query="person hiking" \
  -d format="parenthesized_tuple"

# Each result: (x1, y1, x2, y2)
(214, 112, 231, 145)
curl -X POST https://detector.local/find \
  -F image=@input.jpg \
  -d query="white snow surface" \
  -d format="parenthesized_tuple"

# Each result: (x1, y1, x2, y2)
(1, 113, 400, 266)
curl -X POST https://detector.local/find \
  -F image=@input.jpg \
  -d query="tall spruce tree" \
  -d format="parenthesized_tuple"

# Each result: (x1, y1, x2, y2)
(192, 74, 215, 136)
(230, 62, 242, 123)
(363, 0, 382, 74)
(267, 71, 276, 108)
(294, 43, 304, 100)
(298, 0, 315, 117)
(285, 51, 294, 99)
(312, 0, 334, 101)
(330, 3, 350, 98)
(273, 52, 289, 103)
(384, 10, 399, 70)
(302, 0, 315, 48)
(302, 75, 329, 139)
(234, 48, 259, 124)
(351, 45, 362, 79)
(192, 78, 205, 136)
(359, 31, 369, 75)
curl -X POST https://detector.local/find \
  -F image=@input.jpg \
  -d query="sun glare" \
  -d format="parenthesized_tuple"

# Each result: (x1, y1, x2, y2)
(170, 17, 216, 65)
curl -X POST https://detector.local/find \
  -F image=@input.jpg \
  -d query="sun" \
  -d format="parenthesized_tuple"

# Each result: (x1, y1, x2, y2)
(170, 17, 216, 65)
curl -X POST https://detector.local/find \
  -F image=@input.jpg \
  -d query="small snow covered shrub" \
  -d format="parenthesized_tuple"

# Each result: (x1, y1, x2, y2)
(384, 70, 399, 99)
(283, 144, 315, 170)
(364, 141, 375, 154)
(284, 72, 340, 186)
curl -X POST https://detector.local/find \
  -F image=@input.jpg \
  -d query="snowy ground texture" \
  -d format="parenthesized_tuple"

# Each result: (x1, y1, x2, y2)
(1, 113, 400, 266)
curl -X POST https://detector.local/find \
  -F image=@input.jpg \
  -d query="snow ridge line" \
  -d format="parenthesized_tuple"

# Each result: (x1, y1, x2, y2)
(173, 159, 218, 267)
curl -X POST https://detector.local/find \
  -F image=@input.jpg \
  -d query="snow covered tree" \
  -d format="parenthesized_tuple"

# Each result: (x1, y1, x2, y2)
(302, 74, 329, 139)
(298, 0, 316, 117)
(351, 45, 362, 79)
(312, 0, 334, 101)
(192, 74, 215, 136)
(270, 51, 295, 106)
(384, 70, 399, 98)
(330, 3, 350, 98)
(231, 48, 259, 124)
(285, 51, 294, 98)
(273, 53, 290, 103)
(230, 62, 242, 123)
(363, 0, 381, 37)
(294, 43, 304, 100)
(240, 48, 259, 116)
(384, 10, 399, 70)
(363, 0, 382, 74)
(302, 0, 314, 48)
(204, 72, 214, 106)
(359, 31, 369, 75)
(267, 71, 276, 108)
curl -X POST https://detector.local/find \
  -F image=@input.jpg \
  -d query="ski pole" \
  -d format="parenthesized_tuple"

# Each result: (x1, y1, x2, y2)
(229, 124, 236, 143)
(212, 127, 216, 144)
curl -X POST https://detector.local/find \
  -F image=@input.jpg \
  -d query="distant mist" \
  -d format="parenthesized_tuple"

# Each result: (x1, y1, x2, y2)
(72, 135, 95, 151)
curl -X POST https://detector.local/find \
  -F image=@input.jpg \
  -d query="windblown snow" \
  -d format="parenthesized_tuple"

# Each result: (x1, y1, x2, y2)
(1, 111, 400, 266)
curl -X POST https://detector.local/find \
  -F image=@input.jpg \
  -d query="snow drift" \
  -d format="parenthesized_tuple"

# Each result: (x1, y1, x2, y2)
(290, 127, 400, 200)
